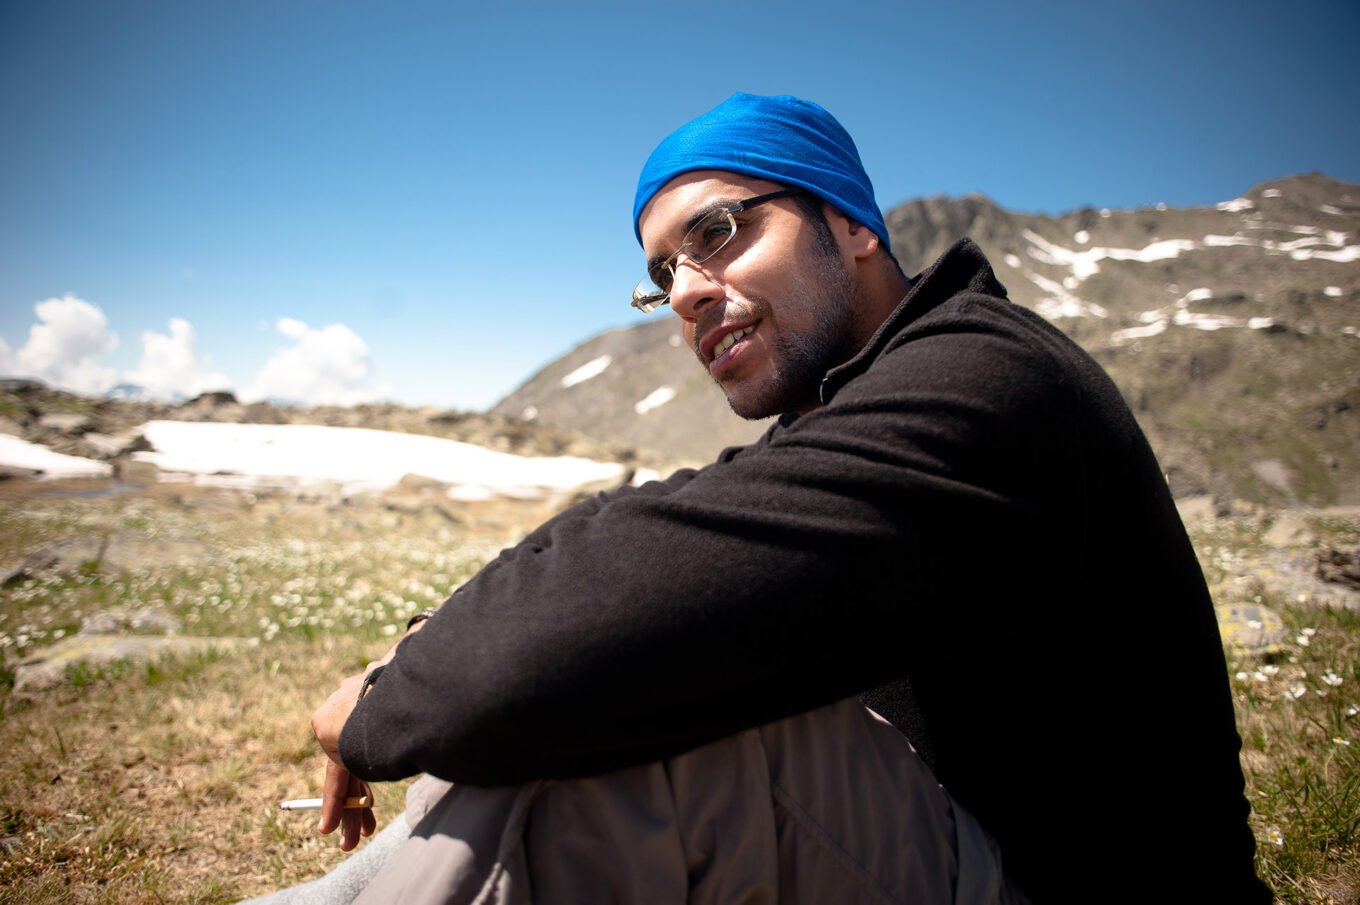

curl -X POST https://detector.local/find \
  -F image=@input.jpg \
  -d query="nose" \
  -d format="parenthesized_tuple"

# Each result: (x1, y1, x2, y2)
(667, 256, 723, 320)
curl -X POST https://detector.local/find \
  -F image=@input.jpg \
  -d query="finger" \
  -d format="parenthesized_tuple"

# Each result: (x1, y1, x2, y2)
(318, 759, 349, 835)
(360, 780, 376, 837)
(339, 772, 366, 851)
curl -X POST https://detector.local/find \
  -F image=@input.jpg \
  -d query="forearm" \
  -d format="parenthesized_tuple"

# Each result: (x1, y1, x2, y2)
(339, 330, 1083, 785)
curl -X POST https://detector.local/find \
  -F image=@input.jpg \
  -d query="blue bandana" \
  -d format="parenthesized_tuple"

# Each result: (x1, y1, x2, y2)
(633, 93, 889, 252)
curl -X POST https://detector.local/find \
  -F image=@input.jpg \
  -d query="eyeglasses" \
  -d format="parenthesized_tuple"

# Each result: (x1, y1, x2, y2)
(631, 188, 806, 312)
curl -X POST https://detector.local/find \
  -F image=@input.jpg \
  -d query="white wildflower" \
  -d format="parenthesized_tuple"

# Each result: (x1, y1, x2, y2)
(1322, 672, 1343, 687)
(1235, 671, 1249, 681)
(1334, 737, 1351, 747)
(1266, 827, 1284, 847)
(1262, 665, 1280, 677)
(1296, 635, 1311, 647)
(382, 624, 398, 637)
(1301, 627, 1317, 637)
(1288, 685, 1307, 700)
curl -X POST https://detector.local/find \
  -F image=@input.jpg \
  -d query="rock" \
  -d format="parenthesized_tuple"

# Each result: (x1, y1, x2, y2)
(381, 496, 464, 527)
(114, 458, 161, 484)
(79, 607, 182, 636)
(1263, 512, 1313, 548)
(0, 539, 105, 586)
(396, 473, 448, 492)
(11, 633, 254, 695)
(1251, 460, 1295, 499)
(1317, 545, 1360, 590)
(0, 416, 26, 437)
(99, 534, 217, 572)
(38, 413, 96, 434)
(1215, 602, 1287, 655)
(82, 430, 151, 459)
(1174, 495, 1217, 525)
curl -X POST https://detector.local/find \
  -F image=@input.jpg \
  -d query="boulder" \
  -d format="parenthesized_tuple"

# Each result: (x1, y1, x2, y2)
(1215, 602, 1287, 656)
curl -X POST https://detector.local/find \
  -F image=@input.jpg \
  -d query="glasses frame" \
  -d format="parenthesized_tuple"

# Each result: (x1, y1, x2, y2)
(631, 187, 807, 312)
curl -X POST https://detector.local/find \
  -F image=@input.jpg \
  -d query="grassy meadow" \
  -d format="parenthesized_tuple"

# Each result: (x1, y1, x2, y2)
(0, 483, 1356, 903)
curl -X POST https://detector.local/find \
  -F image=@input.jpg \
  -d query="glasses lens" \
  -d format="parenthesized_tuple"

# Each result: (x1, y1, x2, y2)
(630, 208, 738, 312)
(631, 281, 667, 313)
(685, 210, 736, 264)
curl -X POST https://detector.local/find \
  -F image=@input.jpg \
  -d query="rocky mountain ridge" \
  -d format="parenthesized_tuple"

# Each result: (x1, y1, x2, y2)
(495, 173, 1360, 506)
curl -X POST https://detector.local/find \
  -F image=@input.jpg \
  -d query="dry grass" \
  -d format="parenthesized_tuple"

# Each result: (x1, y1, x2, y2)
(0, 484, 1357, 902)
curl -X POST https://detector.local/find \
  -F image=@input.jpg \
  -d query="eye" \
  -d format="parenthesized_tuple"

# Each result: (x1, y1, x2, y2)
(648, 262, 674, 293)
(691, 213, 735, 260)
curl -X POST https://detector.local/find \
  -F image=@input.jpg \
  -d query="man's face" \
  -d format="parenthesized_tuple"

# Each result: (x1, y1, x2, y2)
(637, 171, 860, 419)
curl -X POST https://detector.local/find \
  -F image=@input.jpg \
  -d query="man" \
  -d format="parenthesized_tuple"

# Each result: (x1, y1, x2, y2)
(289, 94, 1268, 903)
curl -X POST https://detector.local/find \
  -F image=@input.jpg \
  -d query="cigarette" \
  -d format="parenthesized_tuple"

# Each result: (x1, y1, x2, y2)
(279, 796, 371, 811)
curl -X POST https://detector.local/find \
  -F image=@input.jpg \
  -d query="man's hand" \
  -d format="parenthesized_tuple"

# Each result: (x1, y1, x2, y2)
(309, 618, 430, 850)
(311, 670, 376, 850)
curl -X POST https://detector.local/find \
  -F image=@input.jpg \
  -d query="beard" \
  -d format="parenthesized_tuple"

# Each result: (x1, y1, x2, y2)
(717, 249, 860, 421)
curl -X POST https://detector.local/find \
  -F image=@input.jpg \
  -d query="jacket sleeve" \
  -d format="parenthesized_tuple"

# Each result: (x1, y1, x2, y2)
(340, 313, 1087, 785)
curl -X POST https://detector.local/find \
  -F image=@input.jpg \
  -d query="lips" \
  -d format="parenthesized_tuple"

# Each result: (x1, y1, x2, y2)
(712, 326, 752, 359)
(700, 322, 757, 367)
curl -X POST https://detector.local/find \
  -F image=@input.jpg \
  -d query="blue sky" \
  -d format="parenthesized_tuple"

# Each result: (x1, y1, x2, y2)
(2, 0, 1356, 410)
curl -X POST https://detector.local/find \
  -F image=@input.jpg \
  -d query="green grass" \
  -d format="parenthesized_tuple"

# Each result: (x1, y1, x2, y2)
(1228, 603, 1360, 900)
(0, 486, 1356, 901)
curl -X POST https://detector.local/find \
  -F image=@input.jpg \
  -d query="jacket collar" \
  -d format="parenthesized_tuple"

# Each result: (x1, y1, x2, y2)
(815, 237, 1008, 407)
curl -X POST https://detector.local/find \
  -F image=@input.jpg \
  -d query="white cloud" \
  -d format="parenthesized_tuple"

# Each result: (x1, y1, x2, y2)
(277, 316, 309, 339)
(244, 318, 380, 406)
(123, 317, 232, 400)
(3, 295, 119, 394)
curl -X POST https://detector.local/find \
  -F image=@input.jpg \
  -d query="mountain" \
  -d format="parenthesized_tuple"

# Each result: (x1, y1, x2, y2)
(494, 174, 1360, 505)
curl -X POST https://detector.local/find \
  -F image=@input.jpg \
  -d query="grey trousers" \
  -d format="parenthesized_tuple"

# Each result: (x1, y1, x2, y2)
(251, 700, 1020, 904)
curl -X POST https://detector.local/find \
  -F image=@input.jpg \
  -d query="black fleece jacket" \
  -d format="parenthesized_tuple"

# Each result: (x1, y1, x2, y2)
(341, 239, 1269, 903)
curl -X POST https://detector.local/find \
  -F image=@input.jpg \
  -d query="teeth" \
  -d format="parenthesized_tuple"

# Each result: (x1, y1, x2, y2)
(713, 327, 751, 359)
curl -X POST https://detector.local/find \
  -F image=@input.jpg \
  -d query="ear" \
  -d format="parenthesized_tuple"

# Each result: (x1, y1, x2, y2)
(823, 206, 879, 261)
(843, 218, 879, 261)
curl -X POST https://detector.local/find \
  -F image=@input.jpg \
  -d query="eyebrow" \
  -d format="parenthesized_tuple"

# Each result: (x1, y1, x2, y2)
(644, 196, 743, 274)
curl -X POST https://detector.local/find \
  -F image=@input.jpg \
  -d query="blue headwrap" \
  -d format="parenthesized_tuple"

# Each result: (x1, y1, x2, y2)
(633, 93, 890, 252)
